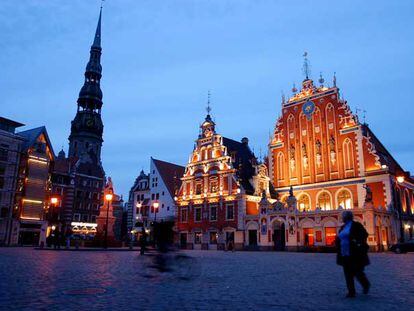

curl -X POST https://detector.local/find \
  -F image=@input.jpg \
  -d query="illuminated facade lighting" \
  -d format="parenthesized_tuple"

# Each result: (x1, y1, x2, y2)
(22, 199, 43, 204)
(397, 176, 405, 183)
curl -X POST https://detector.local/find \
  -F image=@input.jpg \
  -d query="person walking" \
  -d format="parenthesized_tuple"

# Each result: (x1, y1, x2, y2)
(336, 210, 371, 298)
(140, 228, 147, 256)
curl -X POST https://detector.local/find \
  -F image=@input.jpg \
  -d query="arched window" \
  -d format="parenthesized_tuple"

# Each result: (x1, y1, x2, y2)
(317, 191, 332, 210)
(337, 189, 352, 209)
(277, 152, 284, 180)
(343, 139, 354, 170)
(298, 194, 311, 211)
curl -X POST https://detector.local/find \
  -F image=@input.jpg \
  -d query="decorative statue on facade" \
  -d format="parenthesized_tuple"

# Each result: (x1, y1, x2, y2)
(286, 186, 297, 212)
(302, 143, 308, 170)
(329, 135, 336, 165)
(288, 217, 296, 235)
(364, 184, 373, 203)
(315, 140, 322, 168)
(289, 145, 296, 172)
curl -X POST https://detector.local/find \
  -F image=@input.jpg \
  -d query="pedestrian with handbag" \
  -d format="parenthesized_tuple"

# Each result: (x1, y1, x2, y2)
(336, 210, 371, 298)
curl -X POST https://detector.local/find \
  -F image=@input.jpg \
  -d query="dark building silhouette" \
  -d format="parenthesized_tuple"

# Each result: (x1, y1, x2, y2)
(51, 9, 106, 237)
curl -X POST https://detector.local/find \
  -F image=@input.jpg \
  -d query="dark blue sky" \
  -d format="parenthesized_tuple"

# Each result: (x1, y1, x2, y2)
(1, 1, 413, 197)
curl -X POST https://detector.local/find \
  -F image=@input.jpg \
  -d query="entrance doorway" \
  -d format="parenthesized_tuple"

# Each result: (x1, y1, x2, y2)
(180, 233, 187, 249)
(273, 221, 285, 251)
(303, 228, 314, 246)
(248, 230, 257, 246)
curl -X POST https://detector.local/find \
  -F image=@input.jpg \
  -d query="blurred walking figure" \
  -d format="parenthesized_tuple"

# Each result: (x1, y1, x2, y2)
(153, 221, 174, 271)
(140, 228, 147, 256)
(336, 211, 371, 298)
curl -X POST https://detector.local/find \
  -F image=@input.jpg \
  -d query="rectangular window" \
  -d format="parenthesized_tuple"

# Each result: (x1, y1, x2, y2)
(210, 205, 217, 221)
(0, 164, 6, 175)
(194, 232, 202, 244)
(226, 204, 234, 220)
(151, 193, 155, 200)
(195, 183, 202, 195)
(156, 193, 159, 200)
(0, 177, 4, 189)
(73, 213, 80, 221)
(181, 207, 188, 222)
(0, 148, 8, 161)
(82, 214, 89, 222)
(209, 232, 218, 244)
(194, 206, 202, 222)
(210, 180, 218, 193)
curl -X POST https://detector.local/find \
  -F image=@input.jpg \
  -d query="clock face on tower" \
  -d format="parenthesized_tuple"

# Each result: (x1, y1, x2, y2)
(302, 100, 315, 120)
(86, 118, 95, 128)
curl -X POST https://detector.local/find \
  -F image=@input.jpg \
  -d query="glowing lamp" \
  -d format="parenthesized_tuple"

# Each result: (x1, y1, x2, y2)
(236, 188, 241, 194)
(397, 176, 405, 183)
(153, 202, 159, 209)
(105, 193, 113, 201)
(381, 164, 387, 169)
(51, 225, 56, 230)
(136, 202, 142, 208)
(404, 224, 410, 230)
(50, 197, 58, 205)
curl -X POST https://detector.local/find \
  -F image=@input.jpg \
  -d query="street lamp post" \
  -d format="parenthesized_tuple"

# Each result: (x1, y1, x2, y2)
(50, 196, 60, 249)
(104, 192, 113, 249)
(153, 202, 159, 222)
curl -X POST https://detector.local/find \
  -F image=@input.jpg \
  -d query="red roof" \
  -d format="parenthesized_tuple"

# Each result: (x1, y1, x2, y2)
(152, 158, 185, 198)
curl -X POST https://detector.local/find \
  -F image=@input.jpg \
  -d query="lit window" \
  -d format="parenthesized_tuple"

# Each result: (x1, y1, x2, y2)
(298, 194, 311, 211)
(337, 190, 352, 209)
(318, 192, 331, 210)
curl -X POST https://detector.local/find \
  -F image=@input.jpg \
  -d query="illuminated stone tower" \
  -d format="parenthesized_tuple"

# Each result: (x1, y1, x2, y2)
(68, 8, 104, 163)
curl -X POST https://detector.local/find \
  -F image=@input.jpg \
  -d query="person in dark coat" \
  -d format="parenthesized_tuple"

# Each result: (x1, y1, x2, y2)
(336, 210, 371, 298)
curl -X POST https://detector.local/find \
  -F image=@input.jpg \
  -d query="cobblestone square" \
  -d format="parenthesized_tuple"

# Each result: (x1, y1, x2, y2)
(0, 248, 413, 310)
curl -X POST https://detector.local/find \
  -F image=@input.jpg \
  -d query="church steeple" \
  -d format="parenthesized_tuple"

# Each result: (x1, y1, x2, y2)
(68, 9, 105, 161)
(77, 8, 103, 113)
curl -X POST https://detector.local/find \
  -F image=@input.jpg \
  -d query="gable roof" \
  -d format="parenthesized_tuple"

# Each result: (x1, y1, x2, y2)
(18, 126, 55, 160)
(152, 158, 185, 198)
(223, 137, 256, 194)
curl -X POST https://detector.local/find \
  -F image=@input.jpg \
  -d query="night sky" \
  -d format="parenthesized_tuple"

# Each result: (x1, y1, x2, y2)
(1, 1, 413, 197)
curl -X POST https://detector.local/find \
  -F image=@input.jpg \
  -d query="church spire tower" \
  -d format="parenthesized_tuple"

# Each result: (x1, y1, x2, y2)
(68, 8, 104, 162)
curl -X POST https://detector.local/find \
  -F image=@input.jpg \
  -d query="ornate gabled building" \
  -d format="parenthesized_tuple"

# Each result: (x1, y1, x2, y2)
(13, 126, 55, 246)
(250, 59, 414, 251)
(176, 108, 273, 250)
(51, 9, 106, 236)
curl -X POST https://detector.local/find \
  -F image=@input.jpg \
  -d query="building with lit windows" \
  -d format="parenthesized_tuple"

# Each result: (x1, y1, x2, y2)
(128, 158, 184, 237)
(13, 126, 55, 246)
(246, 60, 414, 251)
(175, 109, 274, 250)
(51, 9, 106, 238)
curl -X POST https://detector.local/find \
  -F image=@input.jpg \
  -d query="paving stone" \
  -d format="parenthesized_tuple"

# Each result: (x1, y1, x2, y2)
(0, 248, 413, 310)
